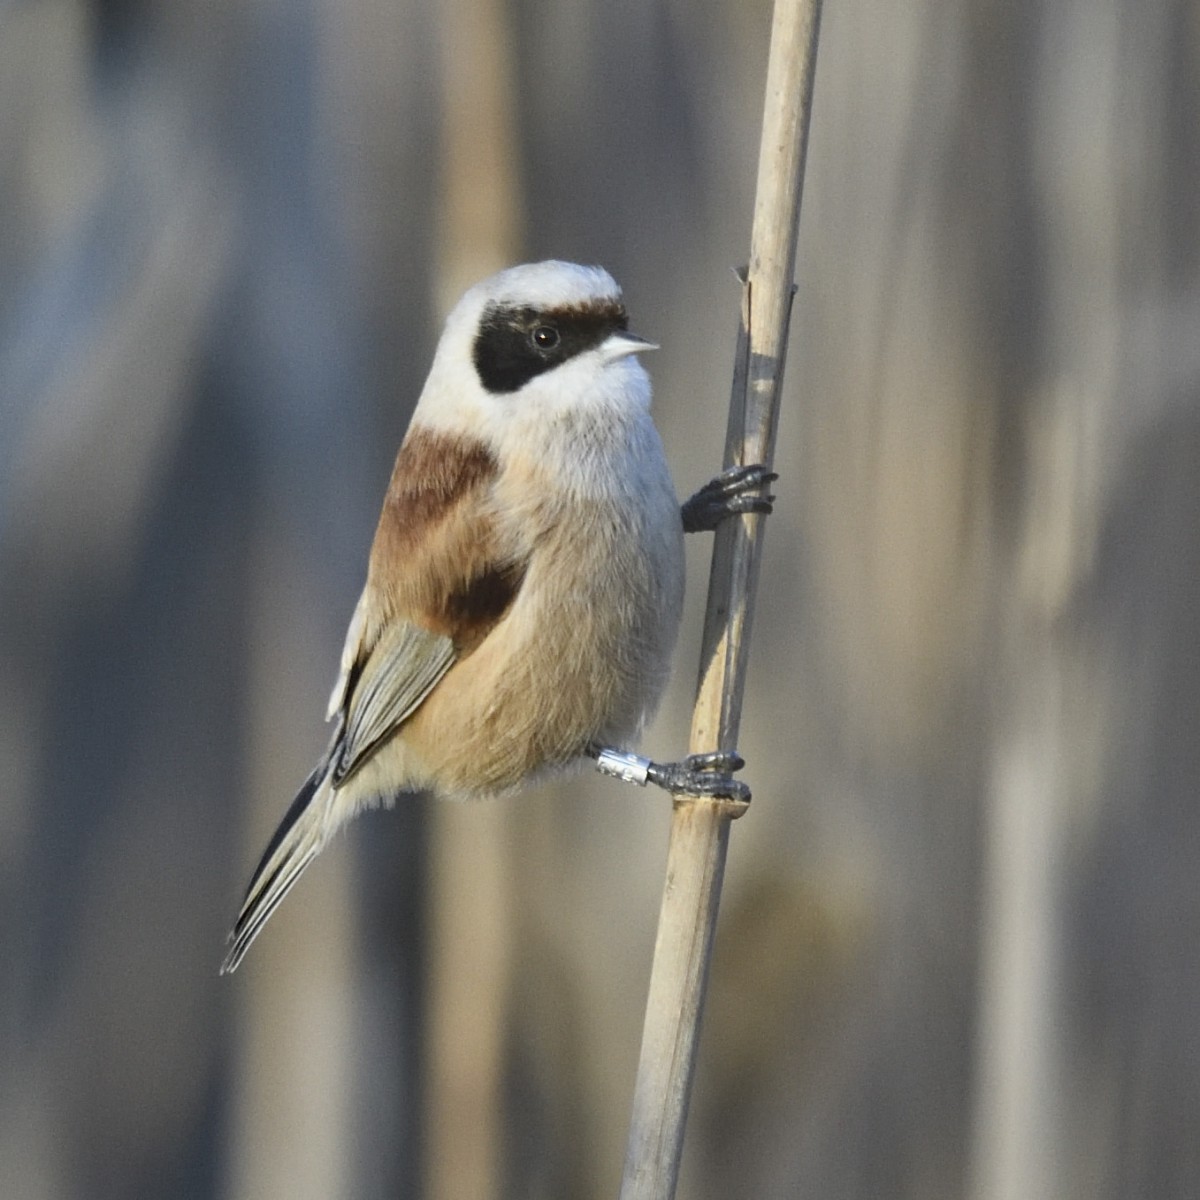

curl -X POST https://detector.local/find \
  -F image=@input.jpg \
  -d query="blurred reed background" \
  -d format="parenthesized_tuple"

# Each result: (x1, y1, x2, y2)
(3, 0, 1199, 1197)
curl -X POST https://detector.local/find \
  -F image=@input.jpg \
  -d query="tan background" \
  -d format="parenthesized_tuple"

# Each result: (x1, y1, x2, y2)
(3, 1, 1198, 1197)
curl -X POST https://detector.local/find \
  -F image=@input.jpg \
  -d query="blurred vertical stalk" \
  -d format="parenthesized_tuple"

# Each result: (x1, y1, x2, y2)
(969, 6, 1124, 1190)
(618, 2, 822, 1197)
(432, 0, 523, 312)
(425, 0, 522, 1197)
(970, 646, 1067, 1200)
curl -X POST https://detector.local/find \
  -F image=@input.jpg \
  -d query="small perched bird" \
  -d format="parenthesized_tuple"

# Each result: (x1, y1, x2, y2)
(221, 261, 773, 973)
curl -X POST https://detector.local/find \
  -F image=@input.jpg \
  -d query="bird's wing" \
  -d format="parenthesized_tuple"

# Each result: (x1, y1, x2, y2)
(223, 427, 524, 972)
(330, 618, 456, 784)
(323, 426, 528, 787)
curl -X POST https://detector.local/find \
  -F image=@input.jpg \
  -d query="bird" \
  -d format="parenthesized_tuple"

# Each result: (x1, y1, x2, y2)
(221, 260, 774, 974)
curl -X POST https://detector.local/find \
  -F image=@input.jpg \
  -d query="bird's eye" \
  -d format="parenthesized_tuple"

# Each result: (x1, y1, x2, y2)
(531, 325, 559, 350)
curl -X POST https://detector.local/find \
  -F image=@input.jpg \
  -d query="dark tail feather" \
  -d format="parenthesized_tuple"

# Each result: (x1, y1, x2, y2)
(221, 767, 329, 974)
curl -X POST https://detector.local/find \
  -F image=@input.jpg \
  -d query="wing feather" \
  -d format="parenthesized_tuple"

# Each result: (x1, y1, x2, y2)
(331, 620, 456, 784)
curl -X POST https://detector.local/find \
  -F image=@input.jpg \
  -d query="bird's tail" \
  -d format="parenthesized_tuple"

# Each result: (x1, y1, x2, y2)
(220, 766, 334, 974)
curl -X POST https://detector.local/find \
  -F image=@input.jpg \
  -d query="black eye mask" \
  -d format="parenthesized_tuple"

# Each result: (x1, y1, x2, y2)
(472, 300, 629, 394)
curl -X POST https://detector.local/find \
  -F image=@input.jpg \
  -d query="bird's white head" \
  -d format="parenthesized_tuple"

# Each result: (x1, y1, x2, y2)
(413, 261, 658, 449)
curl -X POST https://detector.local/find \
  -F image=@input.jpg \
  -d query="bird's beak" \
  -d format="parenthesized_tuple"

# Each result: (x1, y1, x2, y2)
(601, 330, 659, 362)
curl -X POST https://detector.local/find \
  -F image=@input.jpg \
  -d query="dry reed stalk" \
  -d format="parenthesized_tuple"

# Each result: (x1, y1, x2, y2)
(618, 2, 823, 1196)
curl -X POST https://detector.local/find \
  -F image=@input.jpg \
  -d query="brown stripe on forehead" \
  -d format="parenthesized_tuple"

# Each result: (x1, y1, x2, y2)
(377, 428, 498, 554)
(541, 297, 627, 326)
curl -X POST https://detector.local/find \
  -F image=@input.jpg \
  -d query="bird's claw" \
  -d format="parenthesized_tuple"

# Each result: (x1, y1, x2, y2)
(681, 464, 777, 533)
(592, 746, 752, 808)
(646, 751, 751, 805)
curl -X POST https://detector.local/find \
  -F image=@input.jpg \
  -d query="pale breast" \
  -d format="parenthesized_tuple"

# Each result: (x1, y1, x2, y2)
(401, 420, 684, 796)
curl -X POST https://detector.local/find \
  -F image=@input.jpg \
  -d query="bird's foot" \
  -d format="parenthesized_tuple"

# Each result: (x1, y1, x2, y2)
(591, 746, 751, 810)
(680, 464, 777, 534)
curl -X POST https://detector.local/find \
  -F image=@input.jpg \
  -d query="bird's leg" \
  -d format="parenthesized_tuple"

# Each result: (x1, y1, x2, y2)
(588, 745, 751, 806)
(597, 466, 770, 807)
(680, 464, 777, 534)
